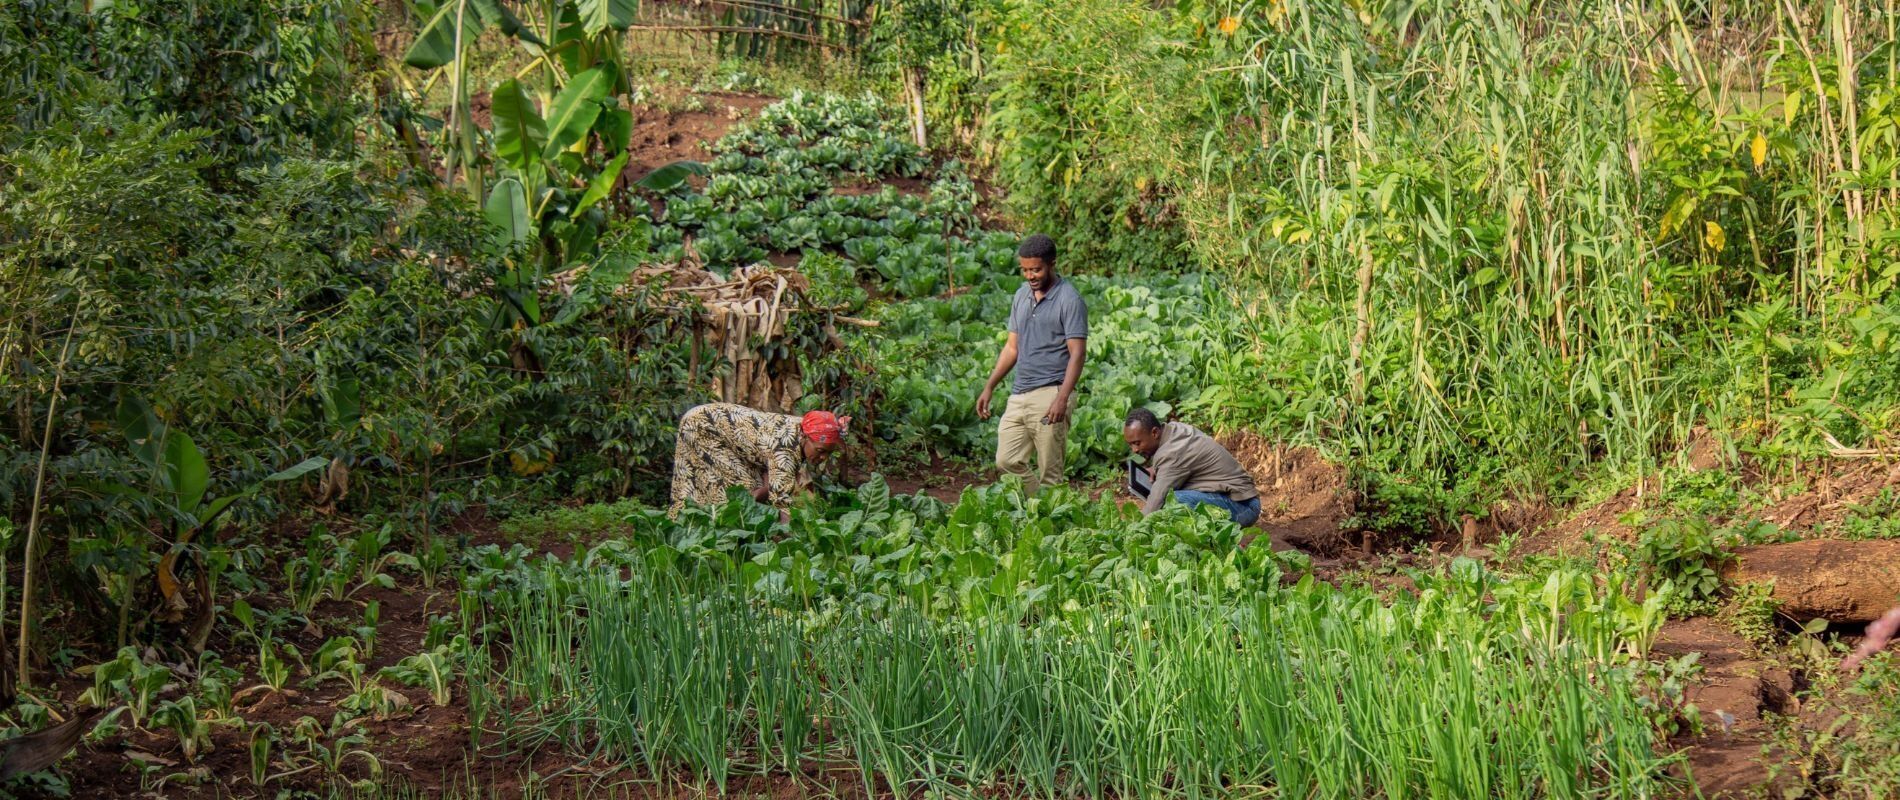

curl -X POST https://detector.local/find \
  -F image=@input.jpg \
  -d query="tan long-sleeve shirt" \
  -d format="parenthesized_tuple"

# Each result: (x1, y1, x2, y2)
(1140, 421, 1259, 515)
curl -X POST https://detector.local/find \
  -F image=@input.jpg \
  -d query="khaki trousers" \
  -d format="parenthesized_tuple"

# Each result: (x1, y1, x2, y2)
(995, 385, 1077, 496)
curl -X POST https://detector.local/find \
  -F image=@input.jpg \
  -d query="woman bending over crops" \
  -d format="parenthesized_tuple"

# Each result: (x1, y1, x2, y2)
(668, 403, 849, 523)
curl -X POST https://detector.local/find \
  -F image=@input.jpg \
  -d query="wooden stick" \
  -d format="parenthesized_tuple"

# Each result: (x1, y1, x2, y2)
(19, 310, 79, 688)
(1346, 241, 1375, 406)
(624, 24, 852, 50)
(1821, 432, 1892, 459)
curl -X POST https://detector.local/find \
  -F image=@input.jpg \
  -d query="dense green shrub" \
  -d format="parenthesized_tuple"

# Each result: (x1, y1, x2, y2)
(0, 1, 702, 656)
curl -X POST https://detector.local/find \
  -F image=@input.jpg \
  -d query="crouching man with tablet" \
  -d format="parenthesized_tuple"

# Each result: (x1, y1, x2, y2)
(1122, 407, 1261, 527)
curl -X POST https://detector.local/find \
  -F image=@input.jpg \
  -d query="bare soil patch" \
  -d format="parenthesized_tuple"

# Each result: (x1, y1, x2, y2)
(1514, 484, 1643, 557)
(883, 465, 985, 506)
(1653, 618, 1798, 798)
(626, 91, 777, 180)
(1219, 431, 1354, 556)
(1754, 459, 1900, 533)
(1520, 456, 1900, 558)
(833, 176, 932, 197)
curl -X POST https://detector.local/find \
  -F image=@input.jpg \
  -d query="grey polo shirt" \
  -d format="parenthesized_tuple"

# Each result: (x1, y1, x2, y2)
(1006, 277, 1088, 394)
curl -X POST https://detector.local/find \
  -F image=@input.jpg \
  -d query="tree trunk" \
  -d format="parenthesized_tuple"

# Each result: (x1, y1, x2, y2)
(902, 66, 927, 149)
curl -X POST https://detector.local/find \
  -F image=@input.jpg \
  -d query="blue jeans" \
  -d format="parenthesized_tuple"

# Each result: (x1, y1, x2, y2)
(1173, 490, 1262, 527)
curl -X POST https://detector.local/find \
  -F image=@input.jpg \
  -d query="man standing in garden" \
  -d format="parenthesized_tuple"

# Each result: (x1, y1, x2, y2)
(976, 233, 1088, 496)
(1122, 407, 1262, 527)
(667, 402, 850, 523)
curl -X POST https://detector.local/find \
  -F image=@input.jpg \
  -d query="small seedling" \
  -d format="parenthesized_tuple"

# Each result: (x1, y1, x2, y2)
(259, 642, 292, 694)
(355, 600, 381, 661)
(150, 696, 211, 763)
(230, 598, 258, 642)
(382, 646, 456, 706)
(248, 722, 273, 786)
(78, 647, 173, 726)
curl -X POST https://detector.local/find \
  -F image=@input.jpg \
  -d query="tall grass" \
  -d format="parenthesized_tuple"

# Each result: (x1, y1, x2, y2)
(474, 562, 1677, 799)
(1209, 2, 1898, 491)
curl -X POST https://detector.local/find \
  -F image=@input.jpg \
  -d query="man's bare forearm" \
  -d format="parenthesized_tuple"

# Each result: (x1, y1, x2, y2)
(983, 345, 1018, 393)
(1055, 341, 1085, 399)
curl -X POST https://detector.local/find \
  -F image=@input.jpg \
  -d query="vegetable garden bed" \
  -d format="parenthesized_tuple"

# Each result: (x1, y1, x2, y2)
(454, 481, 1686, 799)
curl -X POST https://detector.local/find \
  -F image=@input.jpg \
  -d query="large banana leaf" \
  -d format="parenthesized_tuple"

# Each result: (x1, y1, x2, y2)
(635, 160, 708, 192)
(542, 66, 614, 162)
(491, 79, 547, 171)
(470, 0, 545, 45)
(404, 1, 482, 69)
(578, 0, 637, 35)
(162, 431, 210, 516)
(485, 178, 534, 246)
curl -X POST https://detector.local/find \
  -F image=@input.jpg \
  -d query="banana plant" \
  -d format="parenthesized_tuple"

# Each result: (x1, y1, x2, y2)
(404, 0, 703, 329)
(484, 63, 703, 326)
(111, 397, 327, 623)
(402, 0, 546, 199)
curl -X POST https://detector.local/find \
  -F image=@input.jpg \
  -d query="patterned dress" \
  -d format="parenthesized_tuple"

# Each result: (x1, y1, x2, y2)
(668, 403, 809, 516)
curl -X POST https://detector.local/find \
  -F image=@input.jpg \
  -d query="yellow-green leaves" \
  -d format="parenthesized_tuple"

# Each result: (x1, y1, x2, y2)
(1269, 216, 1312, 244)
(1658, 193, 1696, 239)
(543, 66, 614, 162)
(570, 152, 628, 219)
(1703, 220, 1726, 253)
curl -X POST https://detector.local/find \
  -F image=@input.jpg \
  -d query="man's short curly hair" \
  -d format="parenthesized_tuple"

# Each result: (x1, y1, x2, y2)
(1016, 233, 1057, 263)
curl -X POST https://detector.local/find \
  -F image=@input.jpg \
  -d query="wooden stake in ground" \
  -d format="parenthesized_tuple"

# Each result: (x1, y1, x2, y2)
(1347, 240, 1375, 406)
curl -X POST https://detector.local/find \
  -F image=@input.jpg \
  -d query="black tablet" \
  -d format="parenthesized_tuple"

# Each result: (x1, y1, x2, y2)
(1127, 459, 1153, 499)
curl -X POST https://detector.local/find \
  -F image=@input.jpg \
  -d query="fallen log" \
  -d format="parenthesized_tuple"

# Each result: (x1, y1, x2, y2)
(1723, 540, 1900, 624)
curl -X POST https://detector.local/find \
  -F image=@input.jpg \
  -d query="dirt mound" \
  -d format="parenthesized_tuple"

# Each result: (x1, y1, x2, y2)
(1725, 540, 1900, 623)
(1218, 431, 1353, 555)
(1514, 485, 1642, 557)
(1515, 427, 1724, 553)
(1518, 459, 1899, 559)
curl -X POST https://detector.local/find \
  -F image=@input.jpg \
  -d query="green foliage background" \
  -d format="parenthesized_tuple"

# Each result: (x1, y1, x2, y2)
(3, 0, 1899, 668)
(924, 0, 1900, 517)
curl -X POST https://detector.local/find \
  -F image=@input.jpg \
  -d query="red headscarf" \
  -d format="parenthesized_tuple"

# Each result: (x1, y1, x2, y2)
(800, 411, 843, 445)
